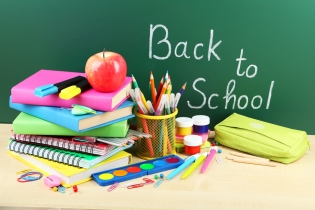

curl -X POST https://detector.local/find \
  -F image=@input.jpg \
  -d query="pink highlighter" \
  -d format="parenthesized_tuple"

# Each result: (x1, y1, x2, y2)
(200, 146, 218, 173)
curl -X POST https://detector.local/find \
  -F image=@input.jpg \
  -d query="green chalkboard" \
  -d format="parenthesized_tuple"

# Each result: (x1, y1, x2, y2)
(1, 1, 315, 133)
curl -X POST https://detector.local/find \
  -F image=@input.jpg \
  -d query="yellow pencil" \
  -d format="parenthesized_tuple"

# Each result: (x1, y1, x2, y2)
(140, 91, 150, 112)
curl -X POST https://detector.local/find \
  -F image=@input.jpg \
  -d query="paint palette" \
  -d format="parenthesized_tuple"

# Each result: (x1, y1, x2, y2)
(92, 154, 184, 187)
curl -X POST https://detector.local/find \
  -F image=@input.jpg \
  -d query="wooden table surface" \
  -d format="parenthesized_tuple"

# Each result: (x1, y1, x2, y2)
(0, 124, 314, 210)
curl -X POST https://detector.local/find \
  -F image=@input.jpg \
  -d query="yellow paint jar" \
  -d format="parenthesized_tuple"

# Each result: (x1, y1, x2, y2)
(175, 117, 193, 136)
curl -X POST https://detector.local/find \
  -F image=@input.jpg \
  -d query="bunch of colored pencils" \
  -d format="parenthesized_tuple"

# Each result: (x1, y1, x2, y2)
(130, 71, 186, 116)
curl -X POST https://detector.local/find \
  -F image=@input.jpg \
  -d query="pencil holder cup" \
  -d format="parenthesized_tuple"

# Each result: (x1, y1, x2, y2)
(134, 109, 178, 160)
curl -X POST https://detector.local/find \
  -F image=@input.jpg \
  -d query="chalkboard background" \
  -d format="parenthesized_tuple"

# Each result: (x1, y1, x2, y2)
(1, 1, 315, 133)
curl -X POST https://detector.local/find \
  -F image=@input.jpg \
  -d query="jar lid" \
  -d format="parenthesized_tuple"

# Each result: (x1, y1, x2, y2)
(184, 135, 202, 146)
(176, 117, 193, 127)
(192, 115, 210, 126)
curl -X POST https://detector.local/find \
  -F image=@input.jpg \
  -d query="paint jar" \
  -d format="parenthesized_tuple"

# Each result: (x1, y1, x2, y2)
(192, 115, 210, 134)
(183, 135, 202, 155)
(175, 117, 193, 136)
(134, 109, 178, 160)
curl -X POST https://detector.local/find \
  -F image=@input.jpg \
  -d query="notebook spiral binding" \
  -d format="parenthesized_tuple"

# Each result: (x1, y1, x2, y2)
(8, 140, 84, 167)
(12, 134, 103, 155)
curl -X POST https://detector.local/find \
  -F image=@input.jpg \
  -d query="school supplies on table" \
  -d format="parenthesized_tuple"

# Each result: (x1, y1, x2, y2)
(11, 70, 132, 112)
(12, 113, 130, 137)
(92, 154, 184, 187)
(10, 96, 135, 132)
(8, 150, 131, 187)
(226, 155, 276, 167)
(166, 153, 200, 180)
(8, 139, 133, 169)
(34, 76, 86, 97)
(11, 134, 115, 156)
(214, 113, 310, 164)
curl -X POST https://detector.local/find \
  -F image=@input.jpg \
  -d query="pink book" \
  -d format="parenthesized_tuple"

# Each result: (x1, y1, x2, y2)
(11, 70, 132, 111)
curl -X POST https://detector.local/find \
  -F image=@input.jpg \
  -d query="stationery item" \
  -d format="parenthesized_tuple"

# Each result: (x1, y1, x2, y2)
(155, 94, 167, 116)
(108, 182, 119, 192)
(200, 146, 217, 173)
(134, 108, 178, 159)
(34, 76, 85, 97)
(127, 178, 154, 189)
(192, 115, 210, 133)
(175, 117, 193, 136)
(8, 139, 133, 169)
(12, 113, 129, 137)
(154, 78, 170, 110)
(44, 175, 61, 187)
(229, 151, 270, 162)
(183, 135, 202, 155)
(179, 82, 187, 95)
(134, 88, 148, 114)
(173, 93, 181, 111)
(182, 152, 207, 179)
(150, 71, 156, 107)
(170, 93, 175, 112)
(8, 149, 131, 187)
(226, 155, 276, 167)
(156, 76, 164, 101)
(17, 171, 43, 183)
(10, 96, 134, 132)
(214, 113, 310, 164)
(146, 100, 155, 115)
(11, 70, 132, 112)
(215, 157, 223, 165)
(11, 134, 115, 156)
(71, 104, 97, 115)
(92, 154, 184, 187)
(166, 153, 200, 180)
(131, 74, 139, 88)
(140, 91, 150, 112)
(59, 78, 92, 100)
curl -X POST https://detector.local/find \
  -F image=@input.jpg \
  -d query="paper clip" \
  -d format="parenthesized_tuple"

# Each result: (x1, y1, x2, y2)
(215, 157, 223, 165)
(127, 178, 154, 189)
(108, 182, 119, 192)
(71, 104, 97, 115)
(154, 179, 164, 188)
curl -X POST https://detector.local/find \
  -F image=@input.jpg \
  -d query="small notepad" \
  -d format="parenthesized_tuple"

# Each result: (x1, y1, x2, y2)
(8, 139, 133, 168)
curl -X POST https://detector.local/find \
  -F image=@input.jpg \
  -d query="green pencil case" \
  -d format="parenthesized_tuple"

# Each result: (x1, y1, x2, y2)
(214, 113, 310, 164)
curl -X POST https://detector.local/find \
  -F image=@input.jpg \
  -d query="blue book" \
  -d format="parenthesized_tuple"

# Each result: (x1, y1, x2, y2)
(9, 96, 135, 132)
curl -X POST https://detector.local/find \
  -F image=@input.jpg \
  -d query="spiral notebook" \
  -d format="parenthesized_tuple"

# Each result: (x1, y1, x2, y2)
(8, 139, 133, 169)
(11, 134, 115, 156)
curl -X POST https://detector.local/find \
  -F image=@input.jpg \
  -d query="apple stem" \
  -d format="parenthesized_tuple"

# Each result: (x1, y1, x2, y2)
(103, 48, 106, 58)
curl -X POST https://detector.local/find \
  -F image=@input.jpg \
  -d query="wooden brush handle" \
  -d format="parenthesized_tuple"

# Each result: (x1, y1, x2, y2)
(230, 152, 270, 162)
(226, 155, 276, 167)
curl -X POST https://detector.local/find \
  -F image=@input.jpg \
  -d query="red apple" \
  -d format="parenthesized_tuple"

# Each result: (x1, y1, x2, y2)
(85, 49, 127, 92)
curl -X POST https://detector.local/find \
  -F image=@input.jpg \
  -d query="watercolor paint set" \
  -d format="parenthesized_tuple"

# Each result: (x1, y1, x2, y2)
(92, 154, 184, 186)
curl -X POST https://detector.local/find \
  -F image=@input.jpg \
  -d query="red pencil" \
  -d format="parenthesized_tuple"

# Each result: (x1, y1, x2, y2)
(156, 76, 164, 101)
(154, 77, 170, 110)
(150, 71, 156, 107)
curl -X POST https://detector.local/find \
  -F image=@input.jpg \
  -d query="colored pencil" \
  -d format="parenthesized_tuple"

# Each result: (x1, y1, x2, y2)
(131, 74, 139, 89)
(154, 78, 170, 110)
(150, 71, 157, 107)
(179, 82, 187, 95)
(156, 76, 164, 101)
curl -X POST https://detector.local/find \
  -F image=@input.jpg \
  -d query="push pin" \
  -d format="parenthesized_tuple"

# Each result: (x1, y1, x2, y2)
(73, 185, 78, 193)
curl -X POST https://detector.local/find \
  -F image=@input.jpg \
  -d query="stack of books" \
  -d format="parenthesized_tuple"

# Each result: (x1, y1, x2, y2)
(8, 69, 139, 187)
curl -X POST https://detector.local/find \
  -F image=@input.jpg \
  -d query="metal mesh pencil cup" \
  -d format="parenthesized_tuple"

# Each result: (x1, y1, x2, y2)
(134, 109, 178, 160)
